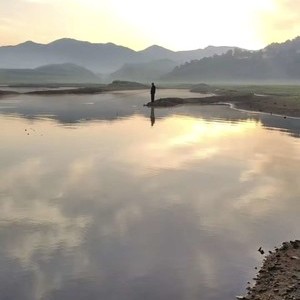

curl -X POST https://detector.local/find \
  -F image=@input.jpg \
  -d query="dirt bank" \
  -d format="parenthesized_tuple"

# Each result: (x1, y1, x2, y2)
(237, 240, 300, 300)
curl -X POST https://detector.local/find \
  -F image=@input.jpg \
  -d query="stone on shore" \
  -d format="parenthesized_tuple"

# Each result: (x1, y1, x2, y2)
(238, 240, 300, 300)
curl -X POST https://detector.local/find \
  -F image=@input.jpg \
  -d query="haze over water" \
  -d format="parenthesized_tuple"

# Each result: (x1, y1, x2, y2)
(0, 90, 299, 300)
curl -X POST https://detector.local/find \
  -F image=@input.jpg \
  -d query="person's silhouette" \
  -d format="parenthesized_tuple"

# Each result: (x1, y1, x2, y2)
(150, 83, 156, 102)
(150, 107, 155, 126)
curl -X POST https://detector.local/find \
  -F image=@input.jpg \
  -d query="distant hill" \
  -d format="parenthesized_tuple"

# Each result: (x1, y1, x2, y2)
(162, 37, 300, 83)
(0, 39, 135, 73)
(0, 38, 234, 74)
(0, 63, 100, 84)
(6, 37, 300, 84)
(110, 59, 178, 82)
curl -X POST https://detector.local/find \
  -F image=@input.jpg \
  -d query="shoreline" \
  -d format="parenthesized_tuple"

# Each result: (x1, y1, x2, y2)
(1, 86, 300, 118)
(237, 240, 300, 300)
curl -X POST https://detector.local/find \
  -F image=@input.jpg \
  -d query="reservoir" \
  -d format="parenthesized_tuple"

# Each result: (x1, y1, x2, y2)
(0, 89, 299, 300)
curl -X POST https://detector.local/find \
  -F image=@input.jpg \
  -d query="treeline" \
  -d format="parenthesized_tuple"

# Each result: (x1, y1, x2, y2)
(163, 37, 300, 82)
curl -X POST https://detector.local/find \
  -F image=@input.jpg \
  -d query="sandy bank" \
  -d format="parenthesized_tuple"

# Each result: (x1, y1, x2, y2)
(237, 240, 300, 300)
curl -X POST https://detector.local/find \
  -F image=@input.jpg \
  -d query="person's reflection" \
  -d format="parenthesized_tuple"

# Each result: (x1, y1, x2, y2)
(150, 107, 155, 127)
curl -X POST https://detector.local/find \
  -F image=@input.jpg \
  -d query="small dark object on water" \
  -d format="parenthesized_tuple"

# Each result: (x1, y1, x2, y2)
(258, 247, 265, 255)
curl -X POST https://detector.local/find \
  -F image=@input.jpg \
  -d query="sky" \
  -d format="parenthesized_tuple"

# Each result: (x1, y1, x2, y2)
(0, 0, 300, 51)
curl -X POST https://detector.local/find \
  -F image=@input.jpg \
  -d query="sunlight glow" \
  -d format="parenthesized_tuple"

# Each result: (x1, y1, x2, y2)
(0, 0, 298, 50)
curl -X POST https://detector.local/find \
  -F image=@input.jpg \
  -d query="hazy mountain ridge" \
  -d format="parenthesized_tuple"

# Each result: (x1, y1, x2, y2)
(2, 37, 300, 84)
(162, 37, 300, 83)
(0, 63, 100, 84)
(110, 59, 178, 82)
(0, 38, 136, 73)
(0, 38, 234, 74)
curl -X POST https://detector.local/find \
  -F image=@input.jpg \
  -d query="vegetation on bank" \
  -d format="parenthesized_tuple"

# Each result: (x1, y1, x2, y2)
(163, 37, 300, 82)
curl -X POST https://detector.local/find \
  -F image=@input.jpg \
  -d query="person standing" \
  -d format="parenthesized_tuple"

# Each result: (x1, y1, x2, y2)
(150, 82, 156, 102)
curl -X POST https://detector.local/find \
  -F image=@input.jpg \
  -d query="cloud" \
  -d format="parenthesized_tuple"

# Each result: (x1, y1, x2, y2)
(0, 0, 288, 50)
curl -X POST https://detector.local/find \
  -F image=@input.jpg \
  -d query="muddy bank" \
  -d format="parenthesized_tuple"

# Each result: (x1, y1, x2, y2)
(146, 94, 300, 118)
(237, 240, 300, 300)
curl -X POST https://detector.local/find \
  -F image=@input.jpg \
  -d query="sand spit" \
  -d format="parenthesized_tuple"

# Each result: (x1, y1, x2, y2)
(237, 240, 300, 300)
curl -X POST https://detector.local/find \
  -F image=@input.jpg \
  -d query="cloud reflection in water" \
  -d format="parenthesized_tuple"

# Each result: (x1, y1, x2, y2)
(0, 104, 299, 300)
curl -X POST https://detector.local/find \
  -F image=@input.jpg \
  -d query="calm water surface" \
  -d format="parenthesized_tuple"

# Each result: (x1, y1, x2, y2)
(0, 89, 300, 300)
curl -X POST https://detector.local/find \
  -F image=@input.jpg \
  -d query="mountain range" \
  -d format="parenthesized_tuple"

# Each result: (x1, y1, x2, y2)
(0, 38, 233, 74)
(1, 37, 300, 84)
(162, 36, 300, 83)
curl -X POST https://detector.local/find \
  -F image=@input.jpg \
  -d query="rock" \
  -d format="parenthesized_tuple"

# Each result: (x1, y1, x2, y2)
(291, 241, 299, 249)
(282, 242, 289, 250)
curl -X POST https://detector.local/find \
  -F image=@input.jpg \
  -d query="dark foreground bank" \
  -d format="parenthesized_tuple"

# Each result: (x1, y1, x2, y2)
(237, 240, 300, 300)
